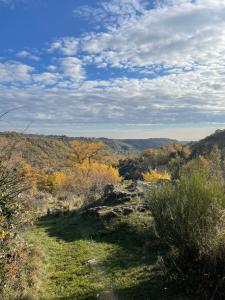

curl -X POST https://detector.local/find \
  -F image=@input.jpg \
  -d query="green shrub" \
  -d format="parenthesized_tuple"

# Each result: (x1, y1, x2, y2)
(146, 169, 225, 298)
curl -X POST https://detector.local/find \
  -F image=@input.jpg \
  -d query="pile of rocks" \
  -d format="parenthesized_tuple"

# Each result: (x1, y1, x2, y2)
(85, 182, 149, 220)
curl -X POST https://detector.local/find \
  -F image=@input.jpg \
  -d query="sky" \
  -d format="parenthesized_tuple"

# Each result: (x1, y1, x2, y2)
(0, 0, 225, 140)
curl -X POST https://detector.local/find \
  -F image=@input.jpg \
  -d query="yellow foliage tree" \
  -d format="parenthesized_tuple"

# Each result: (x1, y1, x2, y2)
(69, 140, 107, 164)
(18, 160, 38, 192)
(143, 170, 171, 182)
(38, 171, 68, 194)
(73, 161, 121, 196)
(0, 229, 9, 241)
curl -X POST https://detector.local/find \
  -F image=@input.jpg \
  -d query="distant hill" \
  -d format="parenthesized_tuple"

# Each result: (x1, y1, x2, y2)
(100, 137, 178, 153)
(0, 132, 179, 167)
(191, 129, 225, 156)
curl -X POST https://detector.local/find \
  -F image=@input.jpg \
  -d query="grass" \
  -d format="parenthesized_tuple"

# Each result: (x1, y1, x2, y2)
(26, 209, 191, 300)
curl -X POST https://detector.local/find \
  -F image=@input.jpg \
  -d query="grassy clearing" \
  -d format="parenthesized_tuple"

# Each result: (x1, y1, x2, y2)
(26, 209, 190, 300)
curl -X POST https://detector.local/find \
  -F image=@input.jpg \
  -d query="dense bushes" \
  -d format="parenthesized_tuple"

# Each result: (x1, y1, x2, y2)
(0, 159, 22, 294)
(37, 162, 121, 199)
(119, 143, 190, 180)
(146, 168, 225, 299)
(0, 159, 38, 299)
(0, 160, 26, 244)
(36, 140, 122, 200)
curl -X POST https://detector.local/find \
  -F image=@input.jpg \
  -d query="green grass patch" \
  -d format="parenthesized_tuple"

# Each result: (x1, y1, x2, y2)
(26, 210, 190, 300)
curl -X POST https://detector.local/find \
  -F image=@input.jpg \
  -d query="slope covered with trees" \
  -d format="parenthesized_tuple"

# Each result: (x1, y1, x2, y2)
(191, 129, 225, 156)
(0, 132, 179, 167)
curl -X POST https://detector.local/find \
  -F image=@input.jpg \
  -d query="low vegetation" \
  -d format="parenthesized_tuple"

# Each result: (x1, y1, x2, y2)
(0, 158, 38, 299)
(26, 196, 190, 299)
(0, 130, 225, 299)
(146, 154, 225, 299)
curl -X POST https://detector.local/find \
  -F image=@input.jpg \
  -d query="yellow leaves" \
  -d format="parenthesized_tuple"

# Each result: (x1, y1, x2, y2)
(79, 161, 121, 183)
(0, 229, 9, 240)
(69, 141, 106, 164)
(65, 140, 122, 195)
(142, 149, 158, 157)
(143, 170, 171, 182)
(38, 171, 68, 194)
(36, 140, 122, 196)
(141, 144, 191, 165)
(49, 172, 68, 191)
(38, 162, 121, 196)
(71, 161, 121, 195)
(19, 160, 38, 185)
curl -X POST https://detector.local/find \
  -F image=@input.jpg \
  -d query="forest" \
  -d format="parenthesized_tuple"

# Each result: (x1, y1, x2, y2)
(0, 130, 225, 300)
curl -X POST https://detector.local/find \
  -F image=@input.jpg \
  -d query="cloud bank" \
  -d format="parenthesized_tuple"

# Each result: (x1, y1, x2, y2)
(1, 0, 225, 138)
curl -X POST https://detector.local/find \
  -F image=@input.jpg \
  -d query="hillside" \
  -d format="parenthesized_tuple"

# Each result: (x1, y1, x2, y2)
(101, 137, 178, 152)
(0, 132, 178, 167)
(191, 129, 225, 156)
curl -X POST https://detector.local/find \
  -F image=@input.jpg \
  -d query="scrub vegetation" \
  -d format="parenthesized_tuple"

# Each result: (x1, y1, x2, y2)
(0, 130, 225, 299)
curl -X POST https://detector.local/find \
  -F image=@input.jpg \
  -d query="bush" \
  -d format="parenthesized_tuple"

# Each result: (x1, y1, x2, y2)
(146, 169, 225, 299)
(0, 159, 37, 298)
(37, 171, 69, 194)
(143, 169, 171, 182)
(72, 161, 122, 198)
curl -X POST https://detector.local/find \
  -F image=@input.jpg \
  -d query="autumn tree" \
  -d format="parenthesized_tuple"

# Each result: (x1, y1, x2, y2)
(37, 171, 68, 194)
(75, 161, 121, 197)
(17, 159, 38, 193)
(68, 141, 107, 164)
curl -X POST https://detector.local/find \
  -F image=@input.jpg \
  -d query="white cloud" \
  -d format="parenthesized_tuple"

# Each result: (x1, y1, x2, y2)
(49, 37, 79, 56)
(1, 0, 225, 138)
(1, 63, 225, 127)
(33, 72, 60, 85)
(47, 65, 57, 72)
(16, 50, 40, 61)
(59, 57, 85, 81)
(0, 61, 33, 83)
(74, 0, 147, 28)
(82, 0, 225, 70)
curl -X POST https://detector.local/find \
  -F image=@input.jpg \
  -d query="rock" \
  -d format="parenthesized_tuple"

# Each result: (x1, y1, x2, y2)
(47, 208, 62, 216)
(136, 205, 148, 212)
(86, 206, 118, 220)
(103, 184, 114, 197)
(87, 258, 97, 265)
(102, 191, 132, 206)
(86, 207, 101, 218)
(104, 211, 118, 220)
(113, 207, 123, 213)
(122, 207, 134, 215)
(127, 181, 137, 192)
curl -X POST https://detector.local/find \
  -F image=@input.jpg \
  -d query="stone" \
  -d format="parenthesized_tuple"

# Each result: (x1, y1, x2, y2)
(104, 211, 118, 220)
(136, 205, 148, 212)
(103, 184, 114, 197)
(122, 207, 134, 215)
(47, 208, 62, 216)
(127, 181, 137, 192)
(87, 258, 97, 265)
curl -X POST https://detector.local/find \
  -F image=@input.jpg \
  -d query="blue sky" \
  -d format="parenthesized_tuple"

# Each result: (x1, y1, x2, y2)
(1, 0, 225, 140)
